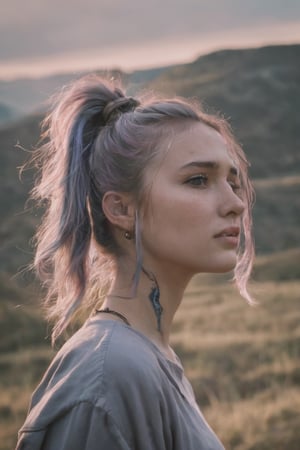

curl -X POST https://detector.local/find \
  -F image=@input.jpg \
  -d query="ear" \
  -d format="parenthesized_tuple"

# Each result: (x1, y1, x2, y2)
(102, 191, 136, 233)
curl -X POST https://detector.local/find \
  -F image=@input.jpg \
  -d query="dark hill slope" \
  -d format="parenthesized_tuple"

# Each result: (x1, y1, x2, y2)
(1, 45, 299, 276)
(0, 130, 299, 278)
(149, 44, 300, 178)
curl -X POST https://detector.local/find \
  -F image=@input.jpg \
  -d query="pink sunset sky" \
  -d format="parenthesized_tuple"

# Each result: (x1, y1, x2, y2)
(1, 0, 300, 79)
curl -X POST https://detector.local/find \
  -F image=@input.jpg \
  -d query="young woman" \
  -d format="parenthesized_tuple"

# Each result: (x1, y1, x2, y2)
(16, 74, 254, 450)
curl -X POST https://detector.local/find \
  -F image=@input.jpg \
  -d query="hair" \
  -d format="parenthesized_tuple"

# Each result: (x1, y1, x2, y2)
(29, 74, 255, 343)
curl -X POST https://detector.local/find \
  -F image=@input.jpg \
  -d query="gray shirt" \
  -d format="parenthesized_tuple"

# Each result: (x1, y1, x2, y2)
(16, 317, 225, 450)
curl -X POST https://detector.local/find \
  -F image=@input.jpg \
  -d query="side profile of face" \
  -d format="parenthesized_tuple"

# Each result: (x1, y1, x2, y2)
(140, 121, 245, 279)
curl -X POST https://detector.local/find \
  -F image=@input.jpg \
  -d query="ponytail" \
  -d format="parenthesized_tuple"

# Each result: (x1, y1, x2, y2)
(32, 76, 127, 342)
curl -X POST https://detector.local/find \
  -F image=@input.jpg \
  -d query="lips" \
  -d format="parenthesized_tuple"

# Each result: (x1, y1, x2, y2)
(214, 227, 240, 238)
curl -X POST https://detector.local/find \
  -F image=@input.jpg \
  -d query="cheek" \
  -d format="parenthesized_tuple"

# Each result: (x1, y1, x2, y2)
(151, 188, 212, 228)
(141, 189, 213, 250)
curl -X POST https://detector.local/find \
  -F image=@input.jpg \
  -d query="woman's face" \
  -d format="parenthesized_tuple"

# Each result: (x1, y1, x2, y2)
(140, 122, 245, 278)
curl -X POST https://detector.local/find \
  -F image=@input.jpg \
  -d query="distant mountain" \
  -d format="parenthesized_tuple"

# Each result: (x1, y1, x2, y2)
(0, 44, 299, 277)
(0, 73, 92, 120)
(0, 66, 171, 125)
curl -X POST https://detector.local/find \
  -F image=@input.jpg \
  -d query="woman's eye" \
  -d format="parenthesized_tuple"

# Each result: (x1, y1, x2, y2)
(186, 175, 208, 187)
(229, 181, 242, 194)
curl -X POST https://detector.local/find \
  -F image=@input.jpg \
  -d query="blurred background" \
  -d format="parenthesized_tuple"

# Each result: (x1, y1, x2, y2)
(0, 1, 300, 449)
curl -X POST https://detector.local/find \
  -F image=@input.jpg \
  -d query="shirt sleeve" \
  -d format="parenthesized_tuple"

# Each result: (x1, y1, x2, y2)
(16, 401, 131, 450)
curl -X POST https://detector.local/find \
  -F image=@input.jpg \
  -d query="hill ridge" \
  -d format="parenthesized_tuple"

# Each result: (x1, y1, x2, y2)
(0, 44, 299, 274)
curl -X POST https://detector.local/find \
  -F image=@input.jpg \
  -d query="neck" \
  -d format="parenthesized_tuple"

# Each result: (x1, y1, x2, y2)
(101, 256, 192, 353)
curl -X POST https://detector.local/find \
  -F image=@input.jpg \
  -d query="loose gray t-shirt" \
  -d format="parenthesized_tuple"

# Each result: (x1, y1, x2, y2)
(16, 317, 225, 450)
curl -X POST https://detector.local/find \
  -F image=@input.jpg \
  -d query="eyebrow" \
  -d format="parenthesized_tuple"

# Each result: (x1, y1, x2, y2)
(180, 161, 238, 176)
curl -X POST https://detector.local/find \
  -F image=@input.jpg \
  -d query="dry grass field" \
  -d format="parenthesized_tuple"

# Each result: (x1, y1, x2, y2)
(172, 277, 300, 449)
(1, 266, 299, 450)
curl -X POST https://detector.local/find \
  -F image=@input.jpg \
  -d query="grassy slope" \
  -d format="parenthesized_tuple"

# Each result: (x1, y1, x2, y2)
(173, 279, 300, 450)
(1, 250, 300, 449)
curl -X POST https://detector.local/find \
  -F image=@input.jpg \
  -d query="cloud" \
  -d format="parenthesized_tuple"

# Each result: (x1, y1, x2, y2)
(1, 0, 300, 61)
(1, 0, 300, 79)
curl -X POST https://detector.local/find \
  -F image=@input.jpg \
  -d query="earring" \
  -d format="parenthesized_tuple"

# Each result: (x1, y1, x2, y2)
(124, 231, 132, 240)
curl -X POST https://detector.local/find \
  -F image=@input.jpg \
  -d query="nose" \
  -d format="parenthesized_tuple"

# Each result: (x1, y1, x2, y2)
(219, 184, 245, 218)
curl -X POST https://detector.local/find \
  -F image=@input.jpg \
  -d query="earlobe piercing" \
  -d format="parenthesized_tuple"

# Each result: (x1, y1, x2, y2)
(124, 231, 132, 240)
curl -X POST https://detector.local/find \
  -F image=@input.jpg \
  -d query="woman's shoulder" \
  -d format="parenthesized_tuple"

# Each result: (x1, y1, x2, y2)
(92, 318, 164, 377)
(21, 319, 164, 433)
(35, 318, 164, 404)
(78, 317, 164, 374)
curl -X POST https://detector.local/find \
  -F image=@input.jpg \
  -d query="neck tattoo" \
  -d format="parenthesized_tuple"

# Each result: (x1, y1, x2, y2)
(97, 268, 163, 333)
(149, 284, 163, 332)
(143, 268, 163, 332)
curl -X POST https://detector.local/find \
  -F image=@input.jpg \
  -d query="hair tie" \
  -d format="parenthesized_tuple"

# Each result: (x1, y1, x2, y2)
(103, 97, 140, 124)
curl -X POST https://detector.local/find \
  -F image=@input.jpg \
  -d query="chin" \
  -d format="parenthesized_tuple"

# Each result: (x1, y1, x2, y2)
(205, 255, 237, 274)
(216, 260, 237, 273)
(187, 253, 237, 275)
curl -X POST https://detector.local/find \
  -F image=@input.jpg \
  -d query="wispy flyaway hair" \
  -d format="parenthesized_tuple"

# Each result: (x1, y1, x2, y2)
(30, 74, 255, 342)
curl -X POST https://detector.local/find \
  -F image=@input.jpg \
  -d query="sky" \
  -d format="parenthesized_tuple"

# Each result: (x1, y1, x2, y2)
(1, 0, 300, 79)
